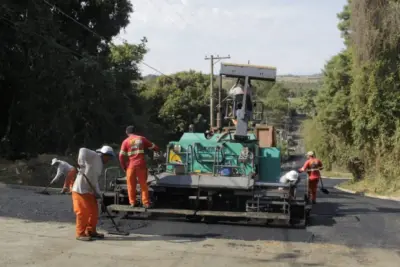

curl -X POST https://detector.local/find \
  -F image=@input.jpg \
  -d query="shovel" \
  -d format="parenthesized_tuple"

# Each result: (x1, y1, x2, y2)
(319, 178, 329, 194)
(36, 182, 52, 195)
(36, 166, 58, 195)
(70, 157, 130, 236)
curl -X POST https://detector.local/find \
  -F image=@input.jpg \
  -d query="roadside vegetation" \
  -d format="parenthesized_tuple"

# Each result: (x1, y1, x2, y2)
(0, 1, 333, 186)
(301, 0, 400, 196)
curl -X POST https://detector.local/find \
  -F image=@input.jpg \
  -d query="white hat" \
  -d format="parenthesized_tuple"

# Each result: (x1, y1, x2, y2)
(96, 145, 115, 157)
(306, 151, 315, 157)
(51, 158, 59, 165)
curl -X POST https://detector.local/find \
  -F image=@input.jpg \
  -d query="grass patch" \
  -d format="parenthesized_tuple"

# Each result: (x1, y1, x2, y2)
(321, 170, 353, 179)
(338, 178, 400, 198)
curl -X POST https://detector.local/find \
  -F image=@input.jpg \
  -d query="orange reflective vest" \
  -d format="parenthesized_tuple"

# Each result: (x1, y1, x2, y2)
(119, 134, 159, 169)
(300, 158, 323, 180)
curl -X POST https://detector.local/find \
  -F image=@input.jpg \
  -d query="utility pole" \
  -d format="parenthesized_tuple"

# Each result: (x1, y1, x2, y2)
(205, 54, 231, 129)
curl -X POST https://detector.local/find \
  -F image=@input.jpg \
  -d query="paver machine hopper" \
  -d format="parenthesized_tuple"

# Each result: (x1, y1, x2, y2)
(104, 63, 310, 227)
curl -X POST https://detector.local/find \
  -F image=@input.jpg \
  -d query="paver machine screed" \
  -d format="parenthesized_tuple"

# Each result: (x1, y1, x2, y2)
(103, 62, 310, 227)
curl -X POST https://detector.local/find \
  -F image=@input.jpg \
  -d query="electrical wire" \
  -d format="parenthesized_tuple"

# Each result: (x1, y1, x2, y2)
(0, 14, 83, 59)
(41, 0, 167, 76)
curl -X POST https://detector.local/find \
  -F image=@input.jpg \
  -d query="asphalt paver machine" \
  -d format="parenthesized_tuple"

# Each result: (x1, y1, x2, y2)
(103, 63, 310, 227)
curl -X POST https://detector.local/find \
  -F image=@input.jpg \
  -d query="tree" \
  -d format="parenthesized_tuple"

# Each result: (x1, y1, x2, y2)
(301, 1, 354, 169)
(140, 71, 211, 143)
(302, 0, 400, 185)
(298, 89, 317, 116)
(0, 1, 145, 157)
(263, 83, 290, 123)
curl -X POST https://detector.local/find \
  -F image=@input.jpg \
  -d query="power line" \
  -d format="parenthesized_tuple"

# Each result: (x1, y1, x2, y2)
(42, 0, 167, 76)
(0, 15, 83, 59)
(1, 12, 167, 81)
(142, 62, 167, 76)
(164, 0, 190, 26)
(42, 0, 105, 42)
(146, 0, 186, 29)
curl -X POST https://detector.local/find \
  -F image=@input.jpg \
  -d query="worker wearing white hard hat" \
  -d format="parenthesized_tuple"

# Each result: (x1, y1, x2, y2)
(71, 145, 115, 241)
(306, 151, 315, 157)
(50, 158, 77, 194)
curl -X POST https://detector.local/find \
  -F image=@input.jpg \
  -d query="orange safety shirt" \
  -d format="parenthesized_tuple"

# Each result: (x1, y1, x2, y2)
(300, 158, 323, 180)
(119, 134, 159, 170)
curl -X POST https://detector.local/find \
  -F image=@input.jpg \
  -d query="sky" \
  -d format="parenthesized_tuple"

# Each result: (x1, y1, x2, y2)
(115, 0, 348, 76)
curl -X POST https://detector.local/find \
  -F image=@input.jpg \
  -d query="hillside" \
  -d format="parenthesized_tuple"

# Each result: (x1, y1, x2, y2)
(143, 73, 323, 82)
(142, 73, 323, 98)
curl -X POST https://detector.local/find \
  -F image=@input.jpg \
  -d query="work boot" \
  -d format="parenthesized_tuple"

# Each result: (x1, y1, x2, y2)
(88, 232, 105, 239)
(76, 236, 93, 241)
(130, 203, 139, 208)
(142, 203, 153, 209)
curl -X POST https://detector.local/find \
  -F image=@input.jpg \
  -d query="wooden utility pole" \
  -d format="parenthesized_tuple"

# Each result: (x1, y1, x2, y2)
(204, 54, 231, 128)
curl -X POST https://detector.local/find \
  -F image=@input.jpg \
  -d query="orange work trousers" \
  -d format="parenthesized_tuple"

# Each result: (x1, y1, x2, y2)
(308, 178, 319, 201)
(126, 167, 149, 205)
(63, 168, 77, 191)
(72, 192, 98, 237)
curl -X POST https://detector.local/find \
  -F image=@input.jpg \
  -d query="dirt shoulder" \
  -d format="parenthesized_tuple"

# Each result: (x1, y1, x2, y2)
(2, 217, 399, 267)
(337, 179, 400, 199)
(0, 154, 69, 187)
(321, 170, 352, 179)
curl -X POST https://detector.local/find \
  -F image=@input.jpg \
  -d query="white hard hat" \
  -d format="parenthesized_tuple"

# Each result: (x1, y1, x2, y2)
(306, 151, 315, 157)
(96, 145, 115, 157)
(51, 158, 59, 165)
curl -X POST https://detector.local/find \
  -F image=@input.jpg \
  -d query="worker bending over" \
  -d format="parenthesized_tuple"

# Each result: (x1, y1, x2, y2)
(50, 158, 77, 194)
(298, 151, 323, 204)
(119, 125, 159, 209)
(72, 145, 115, 241)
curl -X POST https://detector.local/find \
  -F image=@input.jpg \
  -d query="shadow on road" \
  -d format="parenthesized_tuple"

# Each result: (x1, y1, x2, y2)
(1, 140, 400, 248)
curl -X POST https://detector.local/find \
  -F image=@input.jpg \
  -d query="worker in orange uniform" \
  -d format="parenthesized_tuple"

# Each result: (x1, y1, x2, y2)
(50, 158, 77, 194)
(119, 125, 159, 209)
(72, 145, 115, 241)
(298, 151, 323, 204)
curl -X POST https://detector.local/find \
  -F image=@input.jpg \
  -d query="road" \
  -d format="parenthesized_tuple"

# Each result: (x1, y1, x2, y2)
(0, 178, 399, 267)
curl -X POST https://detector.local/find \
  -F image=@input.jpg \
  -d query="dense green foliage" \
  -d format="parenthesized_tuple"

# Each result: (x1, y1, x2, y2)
(302, 0, 400, 190)
(0, 1, 145, 157)
(0, 1, 299, 159)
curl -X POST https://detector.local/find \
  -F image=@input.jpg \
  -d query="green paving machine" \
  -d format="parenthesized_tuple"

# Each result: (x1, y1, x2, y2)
(104, 63, 309, 227)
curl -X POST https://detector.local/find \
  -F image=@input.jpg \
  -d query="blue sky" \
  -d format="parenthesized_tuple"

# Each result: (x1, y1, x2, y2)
(115, 0, 347, 76)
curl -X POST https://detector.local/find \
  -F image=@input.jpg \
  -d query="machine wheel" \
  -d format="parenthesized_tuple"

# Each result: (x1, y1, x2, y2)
(265, 219, 274, 225)
(288, 218, 306, 229)
(185, 215, 202, 223)
(305, 209, 311, 226)
(204, 216, 220, 224)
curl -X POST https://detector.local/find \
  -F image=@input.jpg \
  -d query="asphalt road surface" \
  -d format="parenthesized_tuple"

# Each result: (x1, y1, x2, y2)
(0, 177, 399, 267)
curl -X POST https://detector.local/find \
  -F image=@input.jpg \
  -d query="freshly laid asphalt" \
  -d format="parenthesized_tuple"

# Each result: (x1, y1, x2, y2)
(1, 118, 399, 265)
(1, 178, 399, 249)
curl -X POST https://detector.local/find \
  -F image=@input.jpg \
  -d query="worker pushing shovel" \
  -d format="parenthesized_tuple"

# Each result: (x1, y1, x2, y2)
(298, 151, 328, 204)
(51, 158, 77, 194)
(71, 145, 117, 241)
(36, 158, 77, 195)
